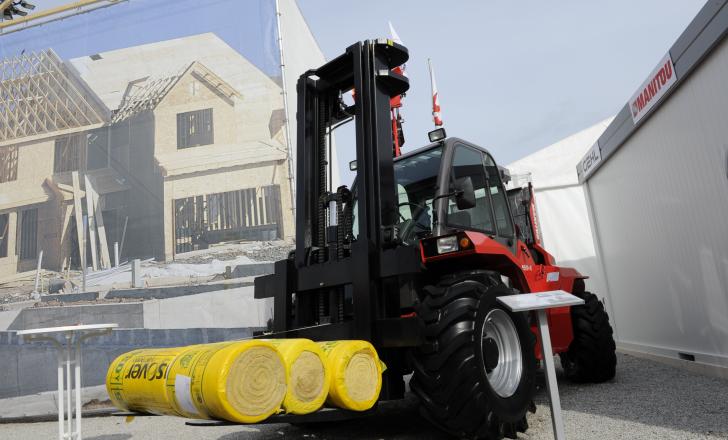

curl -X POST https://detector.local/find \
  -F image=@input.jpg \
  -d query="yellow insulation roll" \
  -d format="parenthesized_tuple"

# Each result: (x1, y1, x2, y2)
(266, 339, 330, 415)
(318, 340, 383, 411)
(165, 340, 287, 423)
(106, 347, 187, 415)
(106, 340, 287, 424)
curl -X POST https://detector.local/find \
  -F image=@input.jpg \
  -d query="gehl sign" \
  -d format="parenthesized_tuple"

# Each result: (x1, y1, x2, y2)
(577, 52, 677, 182)
(576, 142, 601, 182)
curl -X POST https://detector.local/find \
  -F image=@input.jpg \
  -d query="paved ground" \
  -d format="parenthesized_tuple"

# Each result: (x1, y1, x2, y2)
(2, 353, 727, 439)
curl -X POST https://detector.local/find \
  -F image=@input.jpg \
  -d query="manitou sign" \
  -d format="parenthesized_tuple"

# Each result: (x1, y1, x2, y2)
(629, 53, 677, 123)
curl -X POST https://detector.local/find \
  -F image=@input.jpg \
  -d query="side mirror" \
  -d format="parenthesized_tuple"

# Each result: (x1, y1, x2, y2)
(454, 176, 476, 210)
(349, 160, 357, 171)
(499, 166, 511, 184)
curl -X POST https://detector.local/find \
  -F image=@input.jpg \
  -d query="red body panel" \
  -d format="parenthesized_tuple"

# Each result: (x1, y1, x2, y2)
(421, 231, 583, 358)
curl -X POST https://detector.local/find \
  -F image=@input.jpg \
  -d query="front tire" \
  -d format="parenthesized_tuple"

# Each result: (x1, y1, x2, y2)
(560, 291, 617, 383)
(410, 271, 536, 439)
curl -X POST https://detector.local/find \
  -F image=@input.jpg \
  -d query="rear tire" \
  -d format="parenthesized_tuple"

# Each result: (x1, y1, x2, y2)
(410, 271, 536, 439)
(560, 291, 617, 383)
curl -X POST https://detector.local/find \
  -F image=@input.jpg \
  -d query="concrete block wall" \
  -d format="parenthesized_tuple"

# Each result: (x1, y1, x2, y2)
(0, 327, 261, 399)
(1, 285, 272, 331)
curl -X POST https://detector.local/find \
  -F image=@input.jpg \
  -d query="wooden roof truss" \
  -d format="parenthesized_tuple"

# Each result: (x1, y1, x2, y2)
(0, 49, 106, 142)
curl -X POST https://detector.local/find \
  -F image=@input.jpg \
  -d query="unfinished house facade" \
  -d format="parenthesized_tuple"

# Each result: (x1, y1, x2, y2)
(0, 33, 294, 276)
(0, 49, 123, 278)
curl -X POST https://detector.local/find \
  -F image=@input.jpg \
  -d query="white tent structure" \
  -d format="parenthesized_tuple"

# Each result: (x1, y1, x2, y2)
(507, 117, 613, 299)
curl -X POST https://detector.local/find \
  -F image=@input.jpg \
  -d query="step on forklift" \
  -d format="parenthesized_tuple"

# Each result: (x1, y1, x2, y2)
(255, 39, 616, 439)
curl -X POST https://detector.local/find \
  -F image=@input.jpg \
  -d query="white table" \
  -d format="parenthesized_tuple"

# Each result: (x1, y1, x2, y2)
(497, 290, 584, 440)
(16, 324, 118, 440)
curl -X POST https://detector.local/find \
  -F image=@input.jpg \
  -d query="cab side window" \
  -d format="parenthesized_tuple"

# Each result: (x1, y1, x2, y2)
(448, 145, 494, 233)
(484, 154, 515, 237)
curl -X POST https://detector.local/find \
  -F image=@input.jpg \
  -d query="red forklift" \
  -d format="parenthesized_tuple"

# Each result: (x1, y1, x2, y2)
(255, 39, 616, 439)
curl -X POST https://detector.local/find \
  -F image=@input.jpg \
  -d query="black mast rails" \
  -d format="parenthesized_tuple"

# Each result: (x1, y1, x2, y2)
(254, 40, 421, 354)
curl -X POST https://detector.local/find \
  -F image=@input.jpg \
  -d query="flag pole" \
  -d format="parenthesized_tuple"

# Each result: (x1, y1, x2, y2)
(275, 0, 296, 221)
(388, 21, 407, 156)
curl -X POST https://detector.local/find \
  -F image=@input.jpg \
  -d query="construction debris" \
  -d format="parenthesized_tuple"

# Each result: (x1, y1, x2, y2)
(0, 240, 290, 307)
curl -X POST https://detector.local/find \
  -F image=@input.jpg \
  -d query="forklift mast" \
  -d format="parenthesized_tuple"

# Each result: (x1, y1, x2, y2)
(256, 40, 420, 347)
(295, 38, 408, 266)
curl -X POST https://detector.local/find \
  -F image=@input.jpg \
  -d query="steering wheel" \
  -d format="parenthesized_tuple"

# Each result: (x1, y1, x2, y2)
(397, 201, 431, 240)
(397, 201, 427, 222)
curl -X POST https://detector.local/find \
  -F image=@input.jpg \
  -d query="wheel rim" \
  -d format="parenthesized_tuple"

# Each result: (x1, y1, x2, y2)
(481, 308, 523, 398)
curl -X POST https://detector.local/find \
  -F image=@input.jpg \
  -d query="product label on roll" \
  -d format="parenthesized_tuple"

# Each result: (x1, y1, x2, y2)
(318, 340, 344, 355)
(106, 348, 183, 416)
(174, 374, 199, 417)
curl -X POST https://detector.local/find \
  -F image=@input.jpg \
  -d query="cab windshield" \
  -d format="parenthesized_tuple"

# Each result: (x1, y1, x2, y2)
(393, 146, 443, 244)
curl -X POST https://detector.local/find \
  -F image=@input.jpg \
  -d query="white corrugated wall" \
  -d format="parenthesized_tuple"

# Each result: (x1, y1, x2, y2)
(586, 37, 728, 369)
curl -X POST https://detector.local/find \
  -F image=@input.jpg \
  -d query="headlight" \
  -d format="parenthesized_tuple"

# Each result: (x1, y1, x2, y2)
(436, 235, 458, 254)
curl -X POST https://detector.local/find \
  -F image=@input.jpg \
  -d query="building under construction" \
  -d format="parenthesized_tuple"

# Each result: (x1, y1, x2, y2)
(0, 33, 296, 277)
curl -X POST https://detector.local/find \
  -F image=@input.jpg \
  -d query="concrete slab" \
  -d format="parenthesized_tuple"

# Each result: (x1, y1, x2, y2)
(0, 385, 109, 420)
(142, 286, 272, 329)
(105, 280, 253, 301)
(7, 303, 144, 330)
(232, 262, 274, 278)
(40, 291, 100, 303)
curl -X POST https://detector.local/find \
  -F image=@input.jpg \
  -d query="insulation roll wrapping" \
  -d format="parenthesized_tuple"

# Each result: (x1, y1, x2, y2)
(106, 347, 186, 415)
(266, 339, 330, 415)
(106, 340, 287, 423)
(318, 340, 383, 411)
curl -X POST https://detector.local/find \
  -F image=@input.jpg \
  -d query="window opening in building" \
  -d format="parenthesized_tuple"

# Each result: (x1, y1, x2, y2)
(18, 208, 38, 260)
(177, 108, 213, 149)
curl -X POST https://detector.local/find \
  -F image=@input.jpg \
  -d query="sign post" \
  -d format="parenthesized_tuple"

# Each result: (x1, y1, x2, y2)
(497, 290, 585, 440)
(16, 324, 118, 440)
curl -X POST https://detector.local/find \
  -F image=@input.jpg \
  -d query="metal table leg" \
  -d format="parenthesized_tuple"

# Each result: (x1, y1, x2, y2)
(537, 309, 566, 440)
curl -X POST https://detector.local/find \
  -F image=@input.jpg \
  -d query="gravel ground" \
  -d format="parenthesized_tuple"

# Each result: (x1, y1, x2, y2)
(2, 353, 727, 439)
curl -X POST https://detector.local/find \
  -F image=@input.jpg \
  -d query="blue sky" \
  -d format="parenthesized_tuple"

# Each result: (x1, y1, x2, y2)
(298, 0, 706, 169)
(17, 0, 708, 181)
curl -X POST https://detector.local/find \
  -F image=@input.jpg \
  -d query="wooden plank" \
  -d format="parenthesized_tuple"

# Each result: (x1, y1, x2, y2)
(56, 182, 83, 195)
(260, 189, 265, 225)
(71, 171, 85, 271)
(264, 186, 272, 225)
(235, 190, 242, 228)
(88, 176, 111, 269)
(242, 189, 249, 227)
(273, 185, 283, 238)
(225, 191, 232, 230)
(59, 204, 74, 271)
(119, 215, 128, 259)
(252, 188, 259, 226)
(84, 174, 99, 271)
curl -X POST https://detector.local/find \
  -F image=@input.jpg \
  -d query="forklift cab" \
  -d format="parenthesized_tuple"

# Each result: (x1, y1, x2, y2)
(352, 137, 517, 252)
